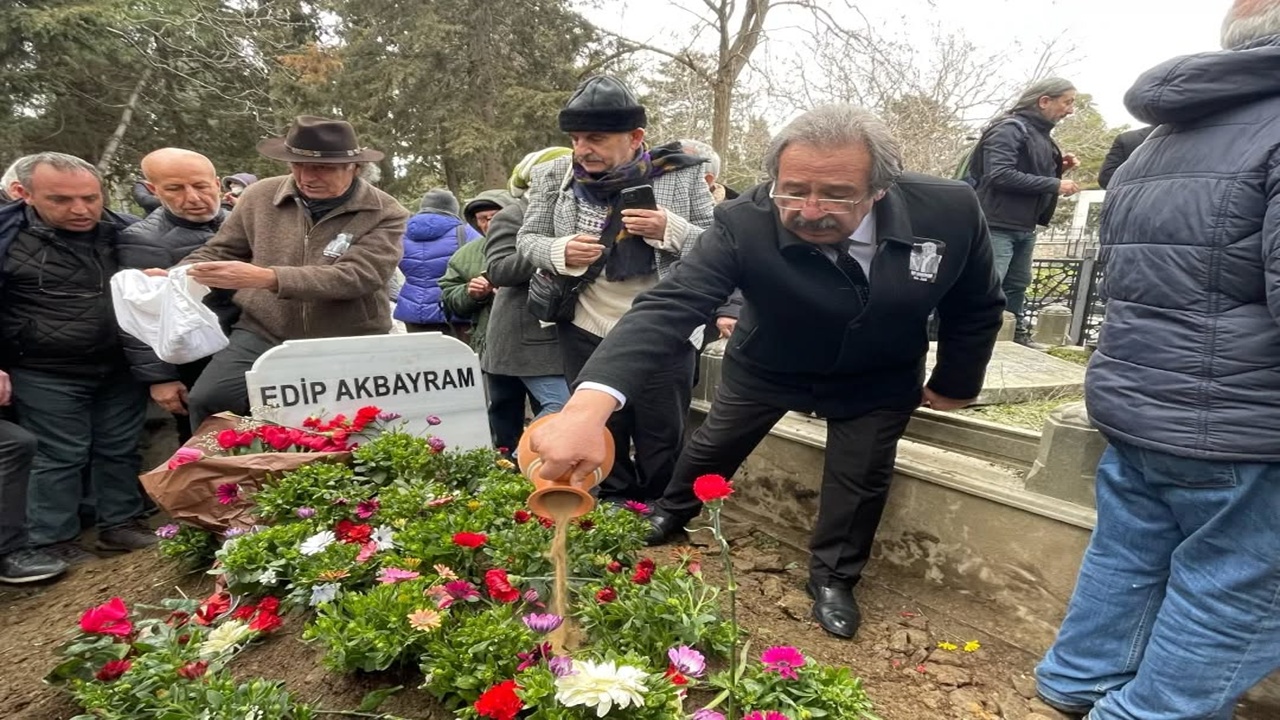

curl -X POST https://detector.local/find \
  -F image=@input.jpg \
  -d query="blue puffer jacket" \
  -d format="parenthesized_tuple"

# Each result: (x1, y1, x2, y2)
(1087, 35, 1280, 461)
(393, 211, 481, 325)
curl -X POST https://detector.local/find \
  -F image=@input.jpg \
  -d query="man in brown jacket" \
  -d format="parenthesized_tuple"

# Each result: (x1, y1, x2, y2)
(165, 116, 408, 430)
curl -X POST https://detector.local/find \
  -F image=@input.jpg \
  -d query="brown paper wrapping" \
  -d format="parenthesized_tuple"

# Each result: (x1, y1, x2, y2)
(139, 413, 350, 534)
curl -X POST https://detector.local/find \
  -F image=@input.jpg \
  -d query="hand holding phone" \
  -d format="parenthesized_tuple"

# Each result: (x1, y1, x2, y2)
(620, 185, 657, 210)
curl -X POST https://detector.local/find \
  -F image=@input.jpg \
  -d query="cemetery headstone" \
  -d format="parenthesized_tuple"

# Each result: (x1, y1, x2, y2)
(244, 333, 490, 450)
(1033, 304, 1073, 347)
(1025, 401, 1106, 508)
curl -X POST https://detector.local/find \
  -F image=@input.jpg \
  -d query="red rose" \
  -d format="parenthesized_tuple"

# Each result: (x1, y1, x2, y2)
(79, 597, 133, 637)
(452, 532, 488, 548)
(513, 510, 532, 524)
(215, 429, 241, 449)
(256, 597, 281, 614)
(473, 679, 522, 720)
(194, 592, 232, 625)
(606, 560, 623, 574)
(95, 658, 131, 682)
(595, 587, 617, 604)
(484, 569, 520, 603)
(538, 517, 555, 529)
(249, 610, 283, 634)
(693, 474, 734, 502)
(176, 660, 209, 680)
(335, 519, 373, 544)
(230, 605, 256, 621)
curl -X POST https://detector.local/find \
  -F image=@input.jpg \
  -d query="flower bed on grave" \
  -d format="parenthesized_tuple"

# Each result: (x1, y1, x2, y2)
(47, 412, 879, 720)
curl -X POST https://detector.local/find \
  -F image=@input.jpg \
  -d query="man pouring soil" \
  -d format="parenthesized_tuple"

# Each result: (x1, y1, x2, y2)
(527, 105, 1004, 639)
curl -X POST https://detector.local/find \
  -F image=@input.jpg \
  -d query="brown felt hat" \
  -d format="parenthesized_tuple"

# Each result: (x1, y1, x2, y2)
(256, 115, 384, 164)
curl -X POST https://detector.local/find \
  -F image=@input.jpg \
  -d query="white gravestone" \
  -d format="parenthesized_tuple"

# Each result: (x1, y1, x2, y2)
(245, 333, 490, 450)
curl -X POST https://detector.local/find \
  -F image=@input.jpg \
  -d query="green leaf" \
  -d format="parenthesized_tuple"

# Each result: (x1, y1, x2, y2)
(357, 685, 403, 712)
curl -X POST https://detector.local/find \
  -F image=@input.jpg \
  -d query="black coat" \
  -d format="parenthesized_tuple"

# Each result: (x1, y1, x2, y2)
(1097, 125, 1155, 189)
(577, 175, 1006, 419)
(975, 111, 1064, 232)
(117, 207, 239, 384)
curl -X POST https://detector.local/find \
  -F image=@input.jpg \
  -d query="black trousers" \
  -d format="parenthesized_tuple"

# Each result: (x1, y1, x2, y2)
(559, 323, 694, 502)
(187, 329, 276, 432)
(0, 419, 37, 555)
(656, 383, 913, 588)
(485, 372, 541, 454)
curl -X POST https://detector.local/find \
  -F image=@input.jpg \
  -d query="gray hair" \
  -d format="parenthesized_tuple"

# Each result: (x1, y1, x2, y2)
(763, 105, 903, 192)
(1222, 0, 1280, 49)
(358, 161, 382, 185)
(14, 152, 101, 190)
(681, 139, 721, 180)
(1, 156, 27, 191)
(1010, 77, 1076, 114)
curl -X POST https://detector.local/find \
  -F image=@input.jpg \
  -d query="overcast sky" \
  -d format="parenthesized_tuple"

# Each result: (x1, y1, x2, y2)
(582, 0, 1229, 127)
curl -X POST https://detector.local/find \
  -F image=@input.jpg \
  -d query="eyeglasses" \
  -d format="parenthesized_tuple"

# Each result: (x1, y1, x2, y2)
(769, 183, 871, 214)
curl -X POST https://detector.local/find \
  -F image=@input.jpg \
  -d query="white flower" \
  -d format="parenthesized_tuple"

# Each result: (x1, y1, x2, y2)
(372, 525, 395, 551)
(199, 620, 253, 657)
(554, 659, 649, 717)
(310, 582, 340, 606)
(258, 568, 278, 586)
(299, 530, 336, 556)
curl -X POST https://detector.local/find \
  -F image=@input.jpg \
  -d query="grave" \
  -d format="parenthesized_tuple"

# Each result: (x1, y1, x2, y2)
(926, 340, 1084, 406)
(244, 332, 490, 450)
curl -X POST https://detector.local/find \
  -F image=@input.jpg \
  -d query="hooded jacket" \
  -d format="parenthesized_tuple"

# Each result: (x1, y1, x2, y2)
(393, 210, 482, 326)
(1086, 35, 1280, 461)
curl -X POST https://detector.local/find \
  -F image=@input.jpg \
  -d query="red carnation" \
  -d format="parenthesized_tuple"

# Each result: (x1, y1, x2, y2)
(257, 597, 281, 614)
(335, 519, 373, 544)
(260, 425, 294, 451)
(577, 518, 595, 531)
(177, 660, 209, 680)
(606, 560, 624, 574)
(631, 557, 655, 585)
(194, 592, 231, 625)
(484, 569, 521, 603)
(452, 532, 488, 548)
(595, 587, 617, 604)
(693, 474, 734, 502)
(215, 429, 241, 449)
(95, 658, 131, 682)
(474, 679, 523, 720)
(79, 597, 133, 637)
(538, 517, 555, 529)
(249, 609, 283, 634)
(665, 666, 689, 686)
(513, 509, 532, 524)
(230, 605, 256, 621)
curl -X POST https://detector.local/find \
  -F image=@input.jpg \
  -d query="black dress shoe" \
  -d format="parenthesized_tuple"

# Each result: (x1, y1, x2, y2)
(644, 512, 689, 546)
(806, 580, 862, 639)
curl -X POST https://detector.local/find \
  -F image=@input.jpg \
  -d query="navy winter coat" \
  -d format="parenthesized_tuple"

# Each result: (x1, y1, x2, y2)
(1087, 35, 1280, 461)
(393, 211, 481, 326)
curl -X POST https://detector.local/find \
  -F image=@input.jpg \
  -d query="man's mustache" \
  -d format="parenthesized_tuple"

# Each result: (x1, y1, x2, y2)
(576, 154, 604, 165)
(788, 216, 841, 231)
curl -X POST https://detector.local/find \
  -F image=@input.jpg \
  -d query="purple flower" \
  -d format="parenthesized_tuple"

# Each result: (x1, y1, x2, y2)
(295, 506, 316, 519)
(377, 411, 402, 422)
(516, 642, 552, 671)
(215, 482, 240, 506)
(425, 415, 442, 426)
(355, 498, 380, 519)
(427, 436, 446, 452)
(523, 588, 540, 604)
(522, 613, 564, 634)
(668, 645, 707, 678)
(223, 527, 250, 539)
(692, 711, 727, 720)
(155, 524, 180, 539)
(623, 500, 651, 515)
(549, 655, 575, 677)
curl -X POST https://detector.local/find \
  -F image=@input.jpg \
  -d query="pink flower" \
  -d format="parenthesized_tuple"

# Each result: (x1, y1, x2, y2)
(426, 415, 442, 426)
(295, 506, 316, 519)
(760, 646, 806, 680)
(79, 597, 133, 637)
(355, 498, 380, 519)
(427, 436, 446, 452)
(355, 541, 378, 564)
(215, 483, 240, 505)
(742, 712, 790, 720)
(377, 411, 402, 422)
(668, 645, 706, 677)
(623, 500, 651, 515)
(378, 567, 420, 584)
(167, 446, 204, 470)
(692, 711, 727, 720)
(432, 580, 481, 608)
(155, 524, 180, 539)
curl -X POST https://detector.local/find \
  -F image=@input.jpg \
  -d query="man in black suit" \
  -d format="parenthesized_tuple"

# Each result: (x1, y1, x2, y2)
(1097, 125, 1155, 189)
(528, 104, 1005, 639)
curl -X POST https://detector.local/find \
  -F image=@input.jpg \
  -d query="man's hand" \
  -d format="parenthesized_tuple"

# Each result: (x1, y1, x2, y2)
(715, 316, 737, 339)
(0, 369, 10, 406)
(467, 276, 494, 299)
(222, 192, 239, 208)
(527, 389, 619, 487)
(564, 235, 603, 268)
(1062, 153, 1080, 171)
(621, 208, 668, 240)
(151, 381, 189, 415)
(188, 261, 278, 290)
(1059, 179, 1081, 197)
(921, 387, 974, 412)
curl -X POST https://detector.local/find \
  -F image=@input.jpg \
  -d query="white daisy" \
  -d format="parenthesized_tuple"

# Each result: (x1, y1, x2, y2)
(554, 659, 648, 717)
(258, 568, 278, 586)
(372, 525, 395, 551)
(299, 530, 336, 556)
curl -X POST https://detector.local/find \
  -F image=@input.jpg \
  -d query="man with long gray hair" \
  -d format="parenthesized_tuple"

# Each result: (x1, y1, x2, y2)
(967, 77, 1079, 347)
(525, 104, 1005, 639)
(1033, 2, 1280, 717)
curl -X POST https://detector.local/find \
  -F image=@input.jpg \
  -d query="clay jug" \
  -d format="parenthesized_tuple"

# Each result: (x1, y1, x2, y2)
(517, 414, 615, 519)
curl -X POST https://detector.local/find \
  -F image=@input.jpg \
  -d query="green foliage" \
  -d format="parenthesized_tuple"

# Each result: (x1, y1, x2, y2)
(508, 653, 687, 720)
(214, 522, 319, 593)
(303, 577, 444, 672)
(576, 564, 738, 667)
(251, 462, 360, 524)
(709, 651, 879, 720)
(419, 603, 537, 708)
(156, 525, 218, 569)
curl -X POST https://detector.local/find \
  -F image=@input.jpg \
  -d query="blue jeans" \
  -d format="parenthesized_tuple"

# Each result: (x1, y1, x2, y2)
(9, 368, 149, 547)
(989, 229, 1037, 334)
(1036, 438, 1280, 719)
(521, 375, 570, 418)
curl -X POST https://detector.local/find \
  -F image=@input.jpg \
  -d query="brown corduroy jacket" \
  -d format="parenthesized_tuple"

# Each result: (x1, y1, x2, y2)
(181, 175, 409, 344)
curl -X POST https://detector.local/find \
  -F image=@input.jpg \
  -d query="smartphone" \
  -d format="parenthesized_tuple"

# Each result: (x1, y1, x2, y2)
(620, 184, 657, 211)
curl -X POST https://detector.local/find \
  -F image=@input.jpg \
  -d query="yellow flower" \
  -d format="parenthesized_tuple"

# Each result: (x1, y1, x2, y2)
(316, 569, 350, 582)
(963, 640, 981, 653)
(401, 557, 422, 569)
(392, 518, 407, 529)
(407, 608, 442, 631)
(496, 458, 515, 470)
(467, 500, 483, 511)
(937, 641, 958, 651)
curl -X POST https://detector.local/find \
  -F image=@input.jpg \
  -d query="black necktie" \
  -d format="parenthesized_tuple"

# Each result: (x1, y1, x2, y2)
(835, 243, 871, 306)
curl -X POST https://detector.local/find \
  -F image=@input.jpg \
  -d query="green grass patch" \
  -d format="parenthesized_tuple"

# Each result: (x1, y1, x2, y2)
(955, 395, 1085, 431)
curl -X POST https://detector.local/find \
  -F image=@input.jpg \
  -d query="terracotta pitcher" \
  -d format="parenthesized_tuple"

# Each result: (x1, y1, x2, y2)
(517, 414, 615, 519)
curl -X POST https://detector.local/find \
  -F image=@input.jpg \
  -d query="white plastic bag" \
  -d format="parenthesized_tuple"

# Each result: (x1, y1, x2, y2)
(111, 265, 229, 364)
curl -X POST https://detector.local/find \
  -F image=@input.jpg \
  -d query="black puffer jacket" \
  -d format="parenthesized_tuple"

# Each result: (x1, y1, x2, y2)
(974, 111, 1064, 231)
(117, 207, 239, 384)
(0, 205, 128, 377)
